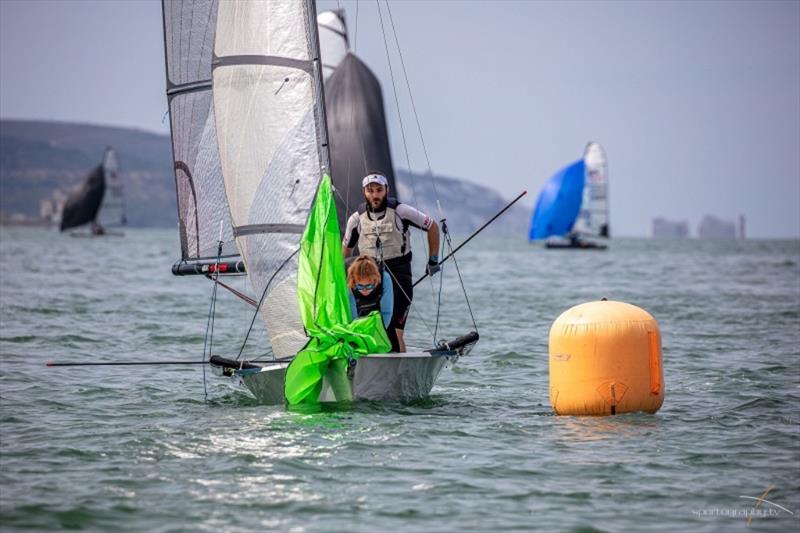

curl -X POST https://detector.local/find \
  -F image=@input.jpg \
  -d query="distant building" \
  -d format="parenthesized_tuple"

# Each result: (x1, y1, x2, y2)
(698, 215, 736, 239)
(652, 217, 689, 238)
(738, 215, 746, 240)
(39, 199, 55, 220)
(38, 190, 66, 226)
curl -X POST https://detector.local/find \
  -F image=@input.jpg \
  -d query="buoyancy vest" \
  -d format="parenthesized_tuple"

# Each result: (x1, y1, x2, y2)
(352, 280, 384, 318)
(356, 198, 408, 261)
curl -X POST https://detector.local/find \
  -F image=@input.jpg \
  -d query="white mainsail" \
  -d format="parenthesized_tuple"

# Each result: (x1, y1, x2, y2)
(574, 142, 610, 238)
(212, 0, 329, 358)
(97, 147, 126, 227)
(317, 10, 349, 79)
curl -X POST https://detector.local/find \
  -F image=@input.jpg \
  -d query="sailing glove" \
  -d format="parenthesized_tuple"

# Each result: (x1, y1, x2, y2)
(426, 255, 441, 276)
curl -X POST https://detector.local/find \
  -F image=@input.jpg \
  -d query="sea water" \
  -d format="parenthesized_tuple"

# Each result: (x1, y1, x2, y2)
(1, 228, 798, 531)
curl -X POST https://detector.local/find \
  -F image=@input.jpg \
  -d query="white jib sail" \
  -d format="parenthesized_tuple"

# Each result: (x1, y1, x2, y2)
(212, 0, 329, 358)
(574, 142, 609, 237)
(317, 10, 349, 79)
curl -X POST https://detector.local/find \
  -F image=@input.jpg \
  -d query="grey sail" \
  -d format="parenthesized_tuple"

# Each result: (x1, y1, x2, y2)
(162, 0, 237, 261)
(325, 52, 397, 232)
(60, 164, 105, 231)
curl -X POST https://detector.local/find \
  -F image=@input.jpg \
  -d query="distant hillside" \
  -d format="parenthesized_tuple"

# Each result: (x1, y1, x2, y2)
(395, 170, 529, 236)
(1, 119, 175, 227)
(0, 119, 530, 234)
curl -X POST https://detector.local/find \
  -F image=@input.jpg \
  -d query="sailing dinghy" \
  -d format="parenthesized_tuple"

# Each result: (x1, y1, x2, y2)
(528, 142, 609, 249)
(60, 147, 126, 236)
(162, 0, 478, 405)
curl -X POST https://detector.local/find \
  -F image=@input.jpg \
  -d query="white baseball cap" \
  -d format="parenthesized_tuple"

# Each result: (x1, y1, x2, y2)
(362, 173, 388, 188)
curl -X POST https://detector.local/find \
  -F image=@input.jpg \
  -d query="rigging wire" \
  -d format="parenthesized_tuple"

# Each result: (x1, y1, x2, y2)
(432, 225, 447, 342)
(382, 262, 435, 339)
(350, 1, 366, 230)
(381, 0, 450, 313)
(442, 222, 479, 333)
(200, 285, 215, 402)
(374, 0, 442, 317)
(383, 1, 481, 339)
(384, 0, 439, 202)
(375, 232, 436, 339)
(374, 0, 419, 212)
(200, 230, 225, 402)
(353, 0, 360, 53)
(235, 249, 300, 361)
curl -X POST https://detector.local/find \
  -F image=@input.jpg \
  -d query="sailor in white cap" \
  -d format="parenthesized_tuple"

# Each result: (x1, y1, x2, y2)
(342, 171, 440, 352)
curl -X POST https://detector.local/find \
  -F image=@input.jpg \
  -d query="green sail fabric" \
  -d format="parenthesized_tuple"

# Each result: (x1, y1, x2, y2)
(285, 174, 391, 405)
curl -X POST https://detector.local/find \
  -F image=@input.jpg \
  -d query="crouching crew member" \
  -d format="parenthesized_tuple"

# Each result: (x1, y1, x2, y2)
(347, 256, 395, 346)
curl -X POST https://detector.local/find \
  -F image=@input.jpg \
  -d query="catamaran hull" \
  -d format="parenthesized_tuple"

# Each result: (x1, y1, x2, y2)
(237, 352, 454, 405)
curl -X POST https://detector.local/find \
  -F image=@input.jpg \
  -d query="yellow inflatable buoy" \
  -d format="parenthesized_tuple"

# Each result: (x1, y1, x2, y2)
(549, 300, 664, 415)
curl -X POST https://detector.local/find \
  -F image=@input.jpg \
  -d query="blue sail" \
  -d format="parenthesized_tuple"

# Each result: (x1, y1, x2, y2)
(528, 160, 586, 240)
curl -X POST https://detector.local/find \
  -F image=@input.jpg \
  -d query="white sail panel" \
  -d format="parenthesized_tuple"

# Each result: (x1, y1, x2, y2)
(97, 147, 125, 227)
(213, 0, 327, 358)
(318, 10, 349, 79)
(574, 142, 609, 237)
(163, 0, 237, 260)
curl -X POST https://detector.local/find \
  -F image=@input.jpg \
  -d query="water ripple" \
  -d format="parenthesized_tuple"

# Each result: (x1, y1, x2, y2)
(1, 230, 798, 531)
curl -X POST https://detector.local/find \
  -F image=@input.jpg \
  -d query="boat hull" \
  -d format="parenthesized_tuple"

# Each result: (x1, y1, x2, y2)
(545, 240, 607, 250)
(238, 352, 455, 405)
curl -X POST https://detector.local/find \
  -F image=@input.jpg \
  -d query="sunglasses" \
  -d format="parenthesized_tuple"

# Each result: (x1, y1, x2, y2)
(355, 283, 376, 291)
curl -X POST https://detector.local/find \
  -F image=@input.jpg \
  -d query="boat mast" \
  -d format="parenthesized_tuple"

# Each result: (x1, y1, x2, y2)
(308, 0, 333, 179)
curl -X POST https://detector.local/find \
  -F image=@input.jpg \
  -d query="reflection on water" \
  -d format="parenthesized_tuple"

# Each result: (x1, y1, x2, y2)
(552, 413, 662, 443)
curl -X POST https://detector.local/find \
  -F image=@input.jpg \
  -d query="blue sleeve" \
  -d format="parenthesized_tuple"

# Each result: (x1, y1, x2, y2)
(348, 291, 357, 322)
(381, 271, 394, 326)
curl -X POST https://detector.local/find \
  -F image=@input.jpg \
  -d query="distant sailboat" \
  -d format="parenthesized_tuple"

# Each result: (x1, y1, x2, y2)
(60, 147, 126, 236)
(528, 142, 609, 249)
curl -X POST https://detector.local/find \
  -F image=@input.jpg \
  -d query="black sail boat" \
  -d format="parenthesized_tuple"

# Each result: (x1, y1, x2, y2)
(60, 147, 125, 236)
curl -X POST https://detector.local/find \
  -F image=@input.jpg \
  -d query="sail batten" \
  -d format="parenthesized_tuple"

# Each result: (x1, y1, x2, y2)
(212, 54, 315, 72)
(232, 224, 306, 237)
(166, 80, 212, 95)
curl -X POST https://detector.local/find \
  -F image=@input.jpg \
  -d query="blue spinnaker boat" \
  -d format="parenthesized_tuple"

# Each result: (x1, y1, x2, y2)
(528, 143, 609, 246)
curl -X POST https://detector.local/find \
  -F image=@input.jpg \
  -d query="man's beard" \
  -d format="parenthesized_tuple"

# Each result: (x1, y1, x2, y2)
(367, 195, 388, 212)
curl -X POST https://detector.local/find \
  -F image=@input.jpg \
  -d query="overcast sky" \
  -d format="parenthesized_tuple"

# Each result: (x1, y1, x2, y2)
(1, 0, 798, 237)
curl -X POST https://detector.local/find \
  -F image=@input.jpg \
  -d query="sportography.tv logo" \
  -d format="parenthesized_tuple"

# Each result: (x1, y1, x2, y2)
(692, 485, 795, 526)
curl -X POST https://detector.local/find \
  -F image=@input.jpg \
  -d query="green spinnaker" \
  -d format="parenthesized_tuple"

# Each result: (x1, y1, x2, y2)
(285, 175, 391, 405)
